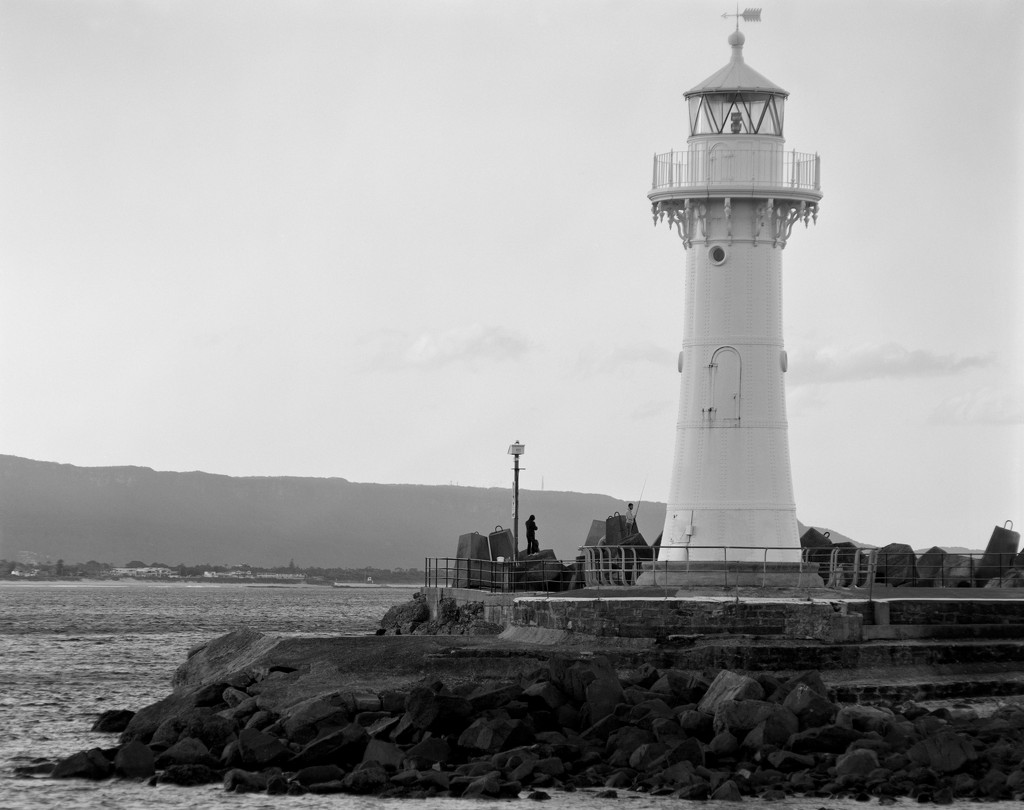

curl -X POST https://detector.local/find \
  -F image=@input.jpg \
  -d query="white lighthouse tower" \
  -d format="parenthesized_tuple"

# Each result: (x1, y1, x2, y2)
(638, 24, 823, 587)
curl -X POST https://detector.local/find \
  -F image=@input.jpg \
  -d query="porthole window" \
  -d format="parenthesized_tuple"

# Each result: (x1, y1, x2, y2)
(709, 245, 727, 265)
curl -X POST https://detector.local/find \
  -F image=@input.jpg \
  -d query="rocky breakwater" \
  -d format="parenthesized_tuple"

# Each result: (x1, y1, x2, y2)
(41, 628, 1024, 802)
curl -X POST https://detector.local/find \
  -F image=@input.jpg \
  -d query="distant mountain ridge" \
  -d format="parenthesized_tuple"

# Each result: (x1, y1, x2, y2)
(0, 455, 662, 568)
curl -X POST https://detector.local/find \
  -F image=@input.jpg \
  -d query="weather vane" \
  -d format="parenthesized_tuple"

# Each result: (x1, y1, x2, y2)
(722, 7, 762, 30)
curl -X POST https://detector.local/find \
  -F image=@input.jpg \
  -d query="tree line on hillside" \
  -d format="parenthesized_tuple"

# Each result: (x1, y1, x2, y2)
(0, 557, 423, 583)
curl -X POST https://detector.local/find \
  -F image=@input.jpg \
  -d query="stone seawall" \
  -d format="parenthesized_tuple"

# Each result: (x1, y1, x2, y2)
(425, 587, 1024, 647)
(510, 597, 863, 644)
(424, 588, 517, 628)
(879, 599, 1024, 626)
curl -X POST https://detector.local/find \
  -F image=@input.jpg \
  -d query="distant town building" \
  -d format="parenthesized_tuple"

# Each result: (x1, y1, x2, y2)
(111, 566, 174, 578)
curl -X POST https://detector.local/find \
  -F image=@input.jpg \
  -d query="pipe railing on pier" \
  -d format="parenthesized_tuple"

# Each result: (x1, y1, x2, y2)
(811, 548, 1022, 593)
(581, 545, 820, 590)
(424, 556, 580, 594)
(425, 545, 1022, 595)
(579, 545, 656, 587)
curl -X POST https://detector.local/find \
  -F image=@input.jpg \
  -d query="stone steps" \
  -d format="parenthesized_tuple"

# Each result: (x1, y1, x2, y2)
(643, 636, 1024, 674)
(428, 636, 1024, 705)
(862, 623, 1024, 640)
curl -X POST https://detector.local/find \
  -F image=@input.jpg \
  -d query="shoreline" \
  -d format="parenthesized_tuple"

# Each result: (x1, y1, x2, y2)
(0, 578, 420, 589)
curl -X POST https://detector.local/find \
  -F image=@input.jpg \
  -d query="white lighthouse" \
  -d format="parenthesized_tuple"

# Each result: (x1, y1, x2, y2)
(638, 26, 823, 587)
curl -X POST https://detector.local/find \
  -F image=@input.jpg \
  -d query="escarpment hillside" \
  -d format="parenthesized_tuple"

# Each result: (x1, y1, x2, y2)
(0, 455, 662, 569)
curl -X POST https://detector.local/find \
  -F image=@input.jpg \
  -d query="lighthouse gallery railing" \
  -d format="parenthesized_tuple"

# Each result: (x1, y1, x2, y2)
(651, 148, 820, 193)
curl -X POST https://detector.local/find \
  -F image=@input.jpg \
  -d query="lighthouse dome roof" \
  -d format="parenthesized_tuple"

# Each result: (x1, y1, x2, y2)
(686, 32, 788, 98)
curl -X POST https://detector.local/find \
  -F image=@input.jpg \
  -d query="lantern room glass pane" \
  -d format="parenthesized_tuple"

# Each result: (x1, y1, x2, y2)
(704, 93, 731, 134)
(701, 105, 715, 134)
(745, 96, 768, 133)
(770, 97, 785, 135)
(688, 97, 702, 135)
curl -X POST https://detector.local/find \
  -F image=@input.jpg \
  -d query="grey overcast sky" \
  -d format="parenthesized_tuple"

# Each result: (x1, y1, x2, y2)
(1, 0, 1021, 550)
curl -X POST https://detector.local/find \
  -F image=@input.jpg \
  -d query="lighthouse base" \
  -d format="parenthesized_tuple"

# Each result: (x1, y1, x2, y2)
(635, 560, 824, 590)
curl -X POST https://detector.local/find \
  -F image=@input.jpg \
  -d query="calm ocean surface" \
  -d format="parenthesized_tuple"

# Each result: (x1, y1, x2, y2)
(1, 580, 1018, 810)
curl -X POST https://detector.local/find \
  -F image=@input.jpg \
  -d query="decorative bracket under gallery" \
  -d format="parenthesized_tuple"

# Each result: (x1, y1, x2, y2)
(754, 199, 819, 248)
(652, 200, 708, 249)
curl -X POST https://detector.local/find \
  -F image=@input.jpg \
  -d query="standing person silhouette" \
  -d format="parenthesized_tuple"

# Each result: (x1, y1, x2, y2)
(525, 514, 539, 555)
(625, 503, 635, 533)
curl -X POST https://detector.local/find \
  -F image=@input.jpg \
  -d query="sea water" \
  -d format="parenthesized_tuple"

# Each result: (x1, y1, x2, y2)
(0, 580, 1017, 810)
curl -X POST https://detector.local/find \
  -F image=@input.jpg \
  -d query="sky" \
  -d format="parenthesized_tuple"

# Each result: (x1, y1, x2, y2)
(1, 0, 1021, 551)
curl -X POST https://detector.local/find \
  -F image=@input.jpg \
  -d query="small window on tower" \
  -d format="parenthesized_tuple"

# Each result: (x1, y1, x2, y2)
(709, 245, 727, 265)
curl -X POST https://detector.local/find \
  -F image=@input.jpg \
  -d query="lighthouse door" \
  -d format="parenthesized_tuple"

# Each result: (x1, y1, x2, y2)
(709, 347, 741, 425)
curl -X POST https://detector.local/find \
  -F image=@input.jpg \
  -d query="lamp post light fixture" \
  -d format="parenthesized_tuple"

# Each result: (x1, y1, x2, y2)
(507, 442, 525, 554)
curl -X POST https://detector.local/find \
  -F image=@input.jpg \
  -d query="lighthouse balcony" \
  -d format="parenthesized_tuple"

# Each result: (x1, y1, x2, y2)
(649, 148, 822, 204)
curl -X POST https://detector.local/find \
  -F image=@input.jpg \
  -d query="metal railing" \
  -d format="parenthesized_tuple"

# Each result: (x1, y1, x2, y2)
(580, 545, 656, 587)
(608, 545, 820, 590)
(426, 546, 1022, 595)
(651, 148, 820, 193)
(424, 557, 580, 594)
(816, 548, 877, 589)
(805, 547, 1023, 593)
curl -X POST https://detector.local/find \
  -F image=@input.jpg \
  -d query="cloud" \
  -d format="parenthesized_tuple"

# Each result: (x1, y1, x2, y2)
(928, 387, 1024, 426)
(788, 343, 992, 386)
(358, 324, 530, 370)
(574, 342, 675, 377)
(785, 385, 830, 418)
(628, 399, 674, 420)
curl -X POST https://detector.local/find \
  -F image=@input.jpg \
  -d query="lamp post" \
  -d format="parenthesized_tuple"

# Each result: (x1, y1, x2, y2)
(507, 442, 525, 555)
